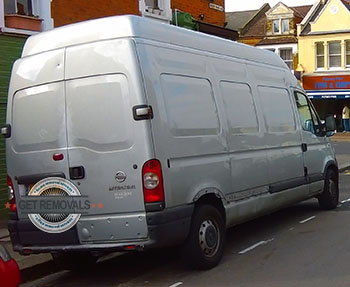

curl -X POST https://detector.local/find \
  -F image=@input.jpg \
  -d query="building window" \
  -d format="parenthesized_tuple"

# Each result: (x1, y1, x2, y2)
(316, 42, 324, 69)
(280, 48, 293, 70)
(282, 19, 289, 33)
(272, 19, 290, 34)
(272, 20, 280, 34)
(328, 41, 341, 68)
(4, 0, 33, 16)
(145, 0, 160, 10)
(346, 41, 350, 67)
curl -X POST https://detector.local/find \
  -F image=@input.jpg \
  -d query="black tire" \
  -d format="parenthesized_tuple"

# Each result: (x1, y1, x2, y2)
(182, 204, 225, 270)
(52, 252, 98, 272)
(318, 169, 339, 210)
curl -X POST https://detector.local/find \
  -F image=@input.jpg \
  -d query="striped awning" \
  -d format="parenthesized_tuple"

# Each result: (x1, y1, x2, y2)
(306, 90, 350, 99)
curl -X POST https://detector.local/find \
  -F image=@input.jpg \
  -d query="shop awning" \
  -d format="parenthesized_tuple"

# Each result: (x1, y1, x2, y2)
(306, 90, 350, 99)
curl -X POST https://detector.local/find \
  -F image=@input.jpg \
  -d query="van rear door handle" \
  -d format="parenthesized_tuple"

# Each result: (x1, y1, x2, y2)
(69, 166, 85, 180)
(301, 143, 307, 152)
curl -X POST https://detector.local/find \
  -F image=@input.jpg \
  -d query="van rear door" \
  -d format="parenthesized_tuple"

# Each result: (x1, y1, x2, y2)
(65, 39, 151, 242)
(7, 49, 70, 220)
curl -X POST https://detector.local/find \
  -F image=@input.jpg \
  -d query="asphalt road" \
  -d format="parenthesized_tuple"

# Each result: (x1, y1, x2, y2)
(332, 141, 349, 155)
(21, 171, 350, 287)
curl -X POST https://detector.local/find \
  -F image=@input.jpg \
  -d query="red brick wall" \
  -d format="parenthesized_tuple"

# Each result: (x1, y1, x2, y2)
(171, 0, 225, 26)
(51, 0, 139, 27)
(51, 0, 225, 28)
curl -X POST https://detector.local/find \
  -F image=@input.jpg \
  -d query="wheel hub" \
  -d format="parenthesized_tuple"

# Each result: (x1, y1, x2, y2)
(199, 219, 219, 257)
(329, 179, 336, 197)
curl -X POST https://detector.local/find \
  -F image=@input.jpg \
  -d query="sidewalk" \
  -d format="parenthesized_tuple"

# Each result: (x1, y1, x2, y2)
(330, 132, 350, 143)
(0, 220, 52, 271)
(331, 133, 350, 171)
(1, 138, 350, 282)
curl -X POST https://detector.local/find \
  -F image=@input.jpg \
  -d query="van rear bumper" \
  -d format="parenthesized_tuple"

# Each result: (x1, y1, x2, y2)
(8, 204, 194, 254)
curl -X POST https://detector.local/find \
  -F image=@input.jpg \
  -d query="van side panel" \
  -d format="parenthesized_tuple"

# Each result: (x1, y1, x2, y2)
(210, 57, 270, 201)
(136, 41, 231, 208)
(248, 64, 306, 193)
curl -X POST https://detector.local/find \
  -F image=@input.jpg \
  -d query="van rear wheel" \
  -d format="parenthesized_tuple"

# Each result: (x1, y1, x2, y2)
(318, 169, 339, 210)
(182, 204, 225, 270)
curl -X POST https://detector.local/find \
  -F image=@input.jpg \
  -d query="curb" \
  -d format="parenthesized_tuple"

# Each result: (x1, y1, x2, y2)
(338, 164, 350, 173)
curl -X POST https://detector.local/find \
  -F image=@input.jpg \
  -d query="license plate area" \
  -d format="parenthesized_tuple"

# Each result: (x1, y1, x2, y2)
(18, 184, 35, 196)
(25, 184, 34, 195)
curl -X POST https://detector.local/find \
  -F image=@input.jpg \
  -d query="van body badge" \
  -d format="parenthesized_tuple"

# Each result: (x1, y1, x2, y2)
(115, 171, 127, 183)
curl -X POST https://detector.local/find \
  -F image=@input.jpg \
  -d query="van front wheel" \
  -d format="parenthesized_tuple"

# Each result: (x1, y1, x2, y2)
(182, 204, 225, 270)
(318, 169, 339, 210)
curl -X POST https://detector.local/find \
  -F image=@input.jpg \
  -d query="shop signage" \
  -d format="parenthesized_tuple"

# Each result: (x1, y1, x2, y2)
(303, 75, 350, 90)
(209, 3, 224, 12)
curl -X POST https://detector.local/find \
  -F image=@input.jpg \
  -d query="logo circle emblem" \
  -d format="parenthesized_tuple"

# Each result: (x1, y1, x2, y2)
(27, 177, 81, 234)
(115, 171, 127, 183)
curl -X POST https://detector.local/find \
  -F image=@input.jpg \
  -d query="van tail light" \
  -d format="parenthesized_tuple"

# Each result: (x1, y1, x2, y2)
(142, 159, 164, 209)
(7, 175, 17, 212)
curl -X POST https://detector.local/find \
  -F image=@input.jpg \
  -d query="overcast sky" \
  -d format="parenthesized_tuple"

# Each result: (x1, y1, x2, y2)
(225, 0, 317, 12)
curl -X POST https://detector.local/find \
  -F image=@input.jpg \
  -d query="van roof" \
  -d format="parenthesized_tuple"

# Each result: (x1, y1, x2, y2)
(22, 15, 286, 69)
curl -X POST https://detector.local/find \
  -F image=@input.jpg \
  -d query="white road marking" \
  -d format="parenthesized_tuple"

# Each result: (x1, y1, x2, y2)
(288, 227, 295, 231)
(169, 282, 183, 287)
(238, 238, 274, 255)
(299, 216, 316, 224)
(341, 198, 350, 204)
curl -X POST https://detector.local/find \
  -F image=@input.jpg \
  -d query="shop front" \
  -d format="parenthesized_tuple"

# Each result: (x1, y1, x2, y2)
(303, 74, 350, 132)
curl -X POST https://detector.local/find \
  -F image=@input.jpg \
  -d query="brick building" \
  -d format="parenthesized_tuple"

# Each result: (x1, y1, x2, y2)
(51, 0, 235, 40)
(51, 0, 225, 27)
(51, 0, 140, 27)
(226, 2, 311, 72)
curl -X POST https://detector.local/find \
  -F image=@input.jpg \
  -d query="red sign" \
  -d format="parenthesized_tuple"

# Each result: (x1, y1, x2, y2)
(303, 75, 350, 90)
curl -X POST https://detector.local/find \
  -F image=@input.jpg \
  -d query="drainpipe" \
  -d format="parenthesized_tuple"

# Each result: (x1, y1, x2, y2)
(175, 8, 178, 26)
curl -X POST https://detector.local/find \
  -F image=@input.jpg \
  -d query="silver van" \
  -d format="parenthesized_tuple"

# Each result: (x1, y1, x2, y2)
(4, 15, 338, 270)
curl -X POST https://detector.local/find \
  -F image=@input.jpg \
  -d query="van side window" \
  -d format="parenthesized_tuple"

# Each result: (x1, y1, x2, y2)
(160, 74, 220, 137)
(220, 81, 258, 134)
(294, 92, 320, 135)
(258, 86, 296, 133)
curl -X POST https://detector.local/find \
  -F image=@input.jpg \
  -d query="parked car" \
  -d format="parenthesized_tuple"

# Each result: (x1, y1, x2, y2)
(0, 244, 20, 287)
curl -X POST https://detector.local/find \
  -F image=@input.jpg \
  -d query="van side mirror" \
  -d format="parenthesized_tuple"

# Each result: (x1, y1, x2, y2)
(325, 115, 336, 137)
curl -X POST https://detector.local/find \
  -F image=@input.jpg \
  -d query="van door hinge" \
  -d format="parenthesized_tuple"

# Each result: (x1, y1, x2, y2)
(1, 124, 11, 138)
(133, 105, 153, 121)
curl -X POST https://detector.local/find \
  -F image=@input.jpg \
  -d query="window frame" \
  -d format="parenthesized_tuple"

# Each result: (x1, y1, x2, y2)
(315, 42, 325, 70)
(4, 0, 34, 16)
(328, 41, 341, 69)
(346, 40, 350, 68)
(279, 48, 293, 70)
(144, 0, 160, 10)
(281, 19, 289, 33)
(294, 91, 323, 136)
(272, 19, 280, 34)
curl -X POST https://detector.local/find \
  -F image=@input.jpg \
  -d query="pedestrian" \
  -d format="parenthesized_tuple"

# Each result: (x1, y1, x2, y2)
(342, 104, 350, 132)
